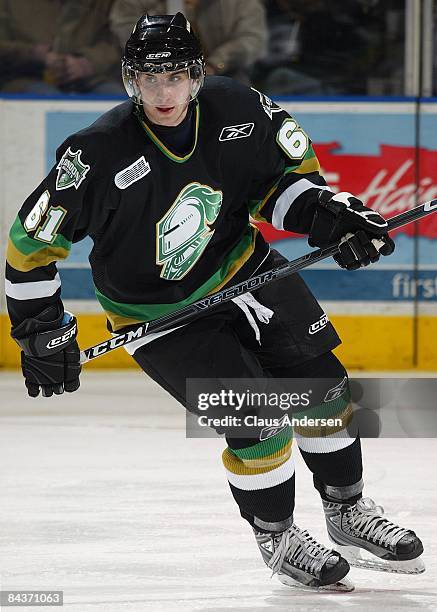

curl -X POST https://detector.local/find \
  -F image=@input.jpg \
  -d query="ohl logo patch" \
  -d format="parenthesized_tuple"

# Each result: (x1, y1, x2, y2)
(56, 147, 90, 191)
(156, 182, 223, 281)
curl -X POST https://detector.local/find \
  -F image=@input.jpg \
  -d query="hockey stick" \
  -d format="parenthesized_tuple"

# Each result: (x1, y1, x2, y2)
(80, 199, 437, 364)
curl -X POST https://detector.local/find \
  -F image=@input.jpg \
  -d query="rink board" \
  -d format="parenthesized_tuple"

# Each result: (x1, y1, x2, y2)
(0, 97, 436, 370)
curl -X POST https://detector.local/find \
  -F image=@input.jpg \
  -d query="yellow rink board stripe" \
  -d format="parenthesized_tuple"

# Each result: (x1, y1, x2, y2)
(1, 313, 437, 370)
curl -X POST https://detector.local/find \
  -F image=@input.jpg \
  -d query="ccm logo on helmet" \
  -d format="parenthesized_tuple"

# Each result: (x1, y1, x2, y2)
(46, 324, 77, 350)
(145, 52, 171, 59)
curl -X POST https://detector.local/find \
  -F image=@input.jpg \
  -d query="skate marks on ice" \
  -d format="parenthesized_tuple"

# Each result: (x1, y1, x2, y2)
(0, 372, 436, 611)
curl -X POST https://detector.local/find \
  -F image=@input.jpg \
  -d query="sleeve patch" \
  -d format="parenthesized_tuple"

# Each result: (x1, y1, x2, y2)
(56, 147, 90, 190)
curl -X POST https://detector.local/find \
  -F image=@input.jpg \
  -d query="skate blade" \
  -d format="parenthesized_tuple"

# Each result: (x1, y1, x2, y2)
(333, 544, 426, 575)
(278, 573, 355, 592)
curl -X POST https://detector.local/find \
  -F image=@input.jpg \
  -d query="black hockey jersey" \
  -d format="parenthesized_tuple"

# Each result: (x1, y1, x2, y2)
(6, 77, 328, 332)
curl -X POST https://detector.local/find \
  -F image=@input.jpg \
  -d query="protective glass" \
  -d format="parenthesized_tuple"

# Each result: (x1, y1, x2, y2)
(123, 64, 204, 106)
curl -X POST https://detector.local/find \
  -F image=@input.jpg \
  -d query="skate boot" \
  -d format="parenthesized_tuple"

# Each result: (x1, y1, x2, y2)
(255, 523, 354, 592)
(322, 496, 425, 574)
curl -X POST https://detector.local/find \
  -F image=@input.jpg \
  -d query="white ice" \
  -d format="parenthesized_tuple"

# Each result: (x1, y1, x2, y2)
(1, 371, 436, 611)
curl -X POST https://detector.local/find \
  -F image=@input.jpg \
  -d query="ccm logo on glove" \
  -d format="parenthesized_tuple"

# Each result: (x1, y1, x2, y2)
(46, 323, 77, 349)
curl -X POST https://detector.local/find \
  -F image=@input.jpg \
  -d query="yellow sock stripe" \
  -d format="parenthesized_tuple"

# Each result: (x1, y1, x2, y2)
(293, 403, 353, 438)
(222, 440, 292, 476)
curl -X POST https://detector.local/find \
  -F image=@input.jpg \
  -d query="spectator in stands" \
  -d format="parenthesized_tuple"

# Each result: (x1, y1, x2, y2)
(110, 0, 267, 83)
(0, 0, 123, 94)
(255, 0, 393, 96)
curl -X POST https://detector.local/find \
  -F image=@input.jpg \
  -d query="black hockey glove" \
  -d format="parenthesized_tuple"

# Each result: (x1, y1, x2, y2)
(308, 190, 395, 270)
(11, 304, 81, 398)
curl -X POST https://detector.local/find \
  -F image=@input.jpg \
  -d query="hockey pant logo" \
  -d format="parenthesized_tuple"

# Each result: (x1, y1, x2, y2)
(308, 313, 329, 335)
(219, 123, 255, 141)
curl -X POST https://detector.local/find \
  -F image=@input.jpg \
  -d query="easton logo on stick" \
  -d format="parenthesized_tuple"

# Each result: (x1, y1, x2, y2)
(195, 271, 278, 309)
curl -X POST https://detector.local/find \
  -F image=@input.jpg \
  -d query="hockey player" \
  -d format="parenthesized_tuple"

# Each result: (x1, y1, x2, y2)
(5, 13, 424, 591)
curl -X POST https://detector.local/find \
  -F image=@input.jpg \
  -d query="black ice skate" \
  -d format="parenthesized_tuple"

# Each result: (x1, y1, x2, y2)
(255, 523, 354, 592)
(323, 496, 425, 574)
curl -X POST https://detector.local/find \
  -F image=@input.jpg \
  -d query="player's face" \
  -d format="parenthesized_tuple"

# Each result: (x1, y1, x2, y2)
(138, 70, 191, 126)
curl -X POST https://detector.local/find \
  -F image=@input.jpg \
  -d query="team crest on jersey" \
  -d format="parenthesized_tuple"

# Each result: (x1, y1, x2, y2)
(219, 123, 255, 141)
(251, 87, 282, 120)
(56, 147, 90, 190)
(156, 182, 223, 281)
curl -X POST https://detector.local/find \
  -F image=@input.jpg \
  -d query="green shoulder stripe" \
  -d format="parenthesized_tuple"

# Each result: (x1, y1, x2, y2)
(9, 215, 71, 256)
(248, 145, 320, 220)
(230, 429, 292, 461)
(248, 166, 297, 221)
(6, 239, 70, 272)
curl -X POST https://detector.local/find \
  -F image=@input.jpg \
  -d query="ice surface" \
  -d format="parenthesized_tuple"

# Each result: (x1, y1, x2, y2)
(1, 371, 436, 611)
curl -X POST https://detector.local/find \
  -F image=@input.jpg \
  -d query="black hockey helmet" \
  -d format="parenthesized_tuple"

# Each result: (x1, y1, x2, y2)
(123, 12, 204, 73)
(122, 13, 205, 105)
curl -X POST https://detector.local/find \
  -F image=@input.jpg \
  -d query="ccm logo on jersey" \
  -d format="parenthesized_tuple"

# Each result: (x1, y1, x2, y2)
(219, 123, 255, 141)
(308, 314, 329, 335)
(324, 376, 348, 402)
(46, 324, 77, 350)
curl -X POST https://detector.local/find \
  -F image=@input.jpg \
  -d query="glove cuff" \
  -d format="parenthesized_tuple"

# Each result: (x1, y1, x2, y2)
(12, 309, 78, 357)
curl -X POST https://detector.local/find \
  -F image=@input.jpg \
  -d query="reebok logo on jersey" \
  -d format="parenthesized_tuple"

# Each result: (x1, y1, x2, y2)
(219, 123, 255, 142)
(324, 376, 348, 402)
(56, 148, 90, 190)
(114, 156, 151, 189)
(308, 313, 329, 335)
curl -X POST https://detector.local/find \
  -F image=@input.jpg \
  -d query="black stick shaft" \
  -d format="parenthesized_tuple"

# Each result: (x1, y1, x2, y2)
(80, 199, 437, 363)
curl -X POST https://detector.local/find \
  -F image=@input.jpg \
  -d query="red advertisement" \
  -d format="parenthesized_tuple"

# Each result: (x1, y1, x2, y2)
(258, 144, 437, 242)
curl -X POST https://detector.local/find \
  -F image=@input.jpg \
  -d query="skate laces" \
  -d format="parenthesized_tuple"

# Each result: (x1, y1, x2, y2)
(348, 497, 410, 548)
(268, 524, 333, 577)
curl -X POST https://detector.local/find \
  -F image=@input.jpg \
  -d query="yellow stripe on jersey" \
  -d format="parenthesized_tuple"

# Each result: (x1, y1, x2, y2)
(6, 239, 70, 272)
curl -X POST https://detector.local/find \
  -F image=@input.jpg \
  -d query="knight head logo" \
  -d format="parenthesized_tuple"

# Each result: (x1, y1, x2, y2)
(156, 182, 223, 280)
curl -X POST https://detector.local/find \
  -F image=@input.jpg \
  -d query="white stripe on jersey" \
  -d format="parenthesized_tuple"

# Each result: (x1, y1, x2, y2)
(5, 273, 61, 300)
(272, 180, 331, 231)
